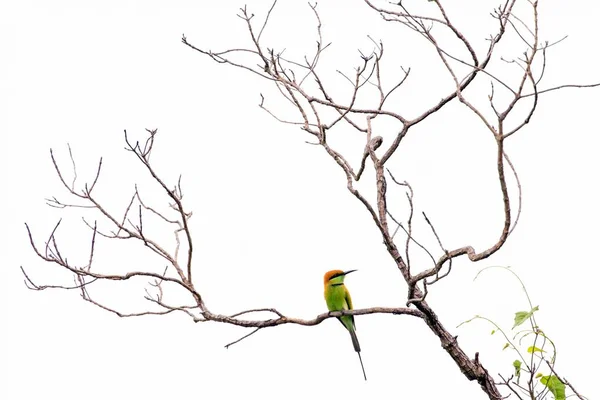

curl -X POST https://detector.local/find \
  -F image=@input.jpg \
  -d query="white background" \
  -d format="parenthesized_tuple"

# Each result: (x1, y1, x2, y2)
(1, 1, 598, 399)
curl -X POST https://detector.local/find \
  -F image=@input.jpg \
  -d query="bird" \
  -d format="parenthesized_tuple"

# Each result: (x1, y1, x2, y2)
(323, 269, 367, 380)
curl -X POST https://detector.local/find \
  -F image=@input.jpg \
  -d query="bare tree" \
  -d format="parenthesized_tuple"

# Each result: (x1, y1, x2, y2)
(23, 1, 596, 398)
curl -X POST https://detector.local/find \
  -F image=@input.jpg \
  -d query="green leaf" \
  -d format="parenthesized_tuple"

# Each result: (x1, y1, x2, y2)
(502, 343, 510, 350)
(540, 375, 566, 400)
(513, 306, 539, 329)
(512, 360, 521, 379)
(527, 346, 544, 354)
(491, 329, 496, 335)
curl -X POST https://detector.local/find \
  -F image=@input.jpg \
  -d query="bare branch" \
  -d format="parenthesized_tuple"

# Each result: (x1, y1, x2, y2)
(21, 266, 99, 291)
(225, 328, 262, 349)
(257, 0, 278, 44)
(202, 307, 424, 329)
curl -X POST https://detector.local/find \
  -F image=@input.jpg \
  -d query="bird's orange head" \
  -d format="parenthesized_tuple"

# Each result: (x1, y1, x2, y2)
(323, 269, 357, 285)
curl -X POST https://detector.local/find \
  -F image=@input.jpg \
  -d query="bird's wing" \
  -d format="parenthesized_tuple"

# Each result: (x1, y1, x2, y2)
(345, 287, 354, 310)
(344, 287, 356, 329)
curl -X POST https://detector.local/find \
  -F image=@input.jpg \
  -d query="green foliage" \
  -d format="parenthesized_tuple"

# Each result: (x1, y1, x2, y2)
(513, 306, 539, 329)
(459, 266, 582, 399)
(527, 345, 544, 354)
(540, 375, 566, 400)
(512, 360, 521, 381)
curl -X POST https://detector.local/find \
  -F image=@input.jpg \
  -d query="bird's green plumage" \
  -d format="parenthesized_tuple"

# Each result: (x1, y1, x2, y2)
(324, 270, 366, 380)
(324, 275, 359, 350)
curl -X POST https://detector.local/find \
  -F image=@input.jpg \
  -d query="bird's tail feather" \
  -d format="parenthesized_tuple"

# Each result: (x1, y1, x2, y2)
(349, 329, 361, 353)
(349, 330, 366, 380)
(357, 351, 367, 381)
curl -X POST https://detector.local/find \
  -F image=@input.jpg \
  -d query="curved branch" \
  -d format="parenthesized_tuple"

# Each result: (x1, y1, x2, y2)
(411, 135, 511, 285)
(202, 307, 424, 328)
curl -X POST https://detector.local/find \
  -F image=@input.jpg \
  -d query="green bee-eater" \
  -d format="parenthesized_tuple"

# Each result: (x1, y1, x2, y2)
(323, 269, 367, 380)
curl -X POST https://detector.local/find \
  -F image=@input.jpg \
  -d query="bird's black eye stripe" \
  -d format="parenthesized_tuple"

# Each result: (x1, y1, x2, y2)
(331, 283, 343, 287)
(328, 272, 345, 281)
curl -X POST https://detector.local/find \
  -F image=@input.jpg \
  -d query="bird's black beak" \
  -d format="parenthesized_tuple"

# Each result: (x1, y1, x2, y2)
(344, 269, 357, 276)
